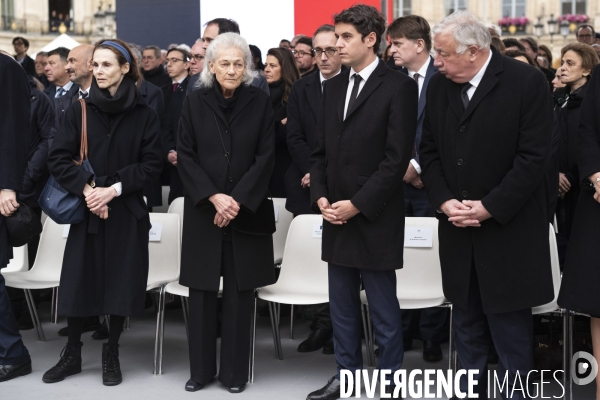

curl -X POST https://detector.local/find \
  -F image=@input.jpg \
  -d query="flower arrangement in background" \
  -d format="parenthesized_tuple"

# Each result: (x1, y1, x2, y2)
(498, 17, 530, 27)
(557, 14, 589, 23)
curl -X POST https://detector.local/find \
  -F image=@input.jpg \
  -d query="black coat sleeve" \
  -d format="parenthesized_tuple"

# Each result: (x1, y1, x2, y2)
(47, 103, 93, 197)
(350, 77, 418, 222)
(24, 91, 54, 185)
(286, 83, 312, 175)
(0, 56, 30, 191)
(309, 86, 330, 208)
(577, 65, 600, 187)
(230, 99, 276, 212)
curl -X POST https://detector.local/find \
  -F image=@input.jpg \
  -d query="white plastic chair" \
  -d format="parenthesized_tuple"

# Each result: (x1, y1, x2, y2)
(257, 214, 329, 360)
(152, 186, 171, 213)
(3, 218, 67, 341)
(272, 198, 294, 265)
(360, 217, 448, 366)
(4, 245, 28, 273)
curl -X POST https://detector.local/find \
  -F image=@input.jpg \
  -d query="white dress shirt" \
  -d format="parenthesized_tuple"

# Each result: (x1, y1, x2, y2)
(407, 56, 431, 99)
(56, 81, 74, 96)
(343, 56, 379, 120)
(465, 51, 493, 100)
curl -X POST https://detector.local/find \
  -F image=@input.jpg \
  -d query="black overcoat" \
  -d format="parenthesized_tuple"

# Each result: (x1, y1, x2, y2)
(420, 51, 554, 314)
(0, 54, 30, 268)
(47, 90, 163, 317)
(558, 65, 600, 317)
(177, 83, 276, 292)
(310, 60, 418, 270)
(285, 71, 321, 215)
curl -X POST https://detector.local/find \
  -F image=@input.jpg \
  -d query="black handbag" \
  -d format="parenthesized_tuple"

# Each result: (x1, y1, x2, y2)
(212, 112, 275, 236)
(5, 202, 43, 247)
(39, 99, 96, 225)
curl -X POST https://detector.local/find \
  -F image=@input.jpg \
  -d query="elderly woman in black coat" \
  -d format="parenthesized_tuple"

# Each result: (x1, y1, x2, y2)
(558, 61, 600, 400)
(177, 32, 275, 394)
(45, 39, 162, 386)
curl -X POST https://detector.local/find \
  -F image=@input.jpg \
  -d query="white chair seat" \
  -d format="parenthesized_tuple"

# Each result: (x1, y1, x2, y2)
(3, 273, 60, 290)
(359, 290, 447, 310)
(259, 290, 329, 306)
(165, 278, 223, 298)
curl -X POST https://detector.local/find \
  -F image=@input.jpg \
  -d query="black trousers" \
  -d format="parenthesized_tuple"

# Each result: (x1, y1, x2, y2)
(453, 264, 533, 399)
(0, 273, 29, 365)
(188, 241, 253, 387)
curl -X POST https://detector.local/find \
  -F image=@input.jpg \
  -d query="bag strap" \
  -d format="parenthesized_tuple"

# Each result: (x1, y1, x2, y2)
(74, 98, 88, 166)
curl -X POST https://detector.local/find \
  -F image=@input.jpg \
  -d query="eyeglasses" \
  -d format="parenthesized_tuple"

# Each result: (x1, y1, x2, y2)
(314, 48, 338, 57)
(191, 54, 204, 61)
(291, 49, 313, 57)
(577, 34, 593, 39)
(166, 58, 185, 64)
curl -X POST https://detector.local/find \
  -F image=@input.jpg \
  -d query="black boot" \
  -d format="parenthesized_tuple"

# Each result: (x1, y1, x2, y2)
(42, 342, 82, 383)
(102, 344, 122, 386)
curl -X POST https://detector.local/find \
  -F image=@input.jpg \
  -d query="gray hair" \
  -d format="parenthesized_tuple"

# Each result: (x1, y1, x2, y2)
(432, 10, 491, 54)
(128, 43, 143, 63)
(198, 32, 257, 89)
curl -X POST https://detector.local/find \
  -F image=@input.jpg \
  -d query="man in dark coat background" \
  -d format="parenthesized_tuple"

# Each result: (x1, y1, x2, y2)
(420, 11, 554, 399)
(141, 45, 171, 89)
(0, 52, 32, 382)
(308, 5, 417, 399)
(286, 24, 343, 355)
(387, 14, 447, 363)
(12, 36, 36, 77)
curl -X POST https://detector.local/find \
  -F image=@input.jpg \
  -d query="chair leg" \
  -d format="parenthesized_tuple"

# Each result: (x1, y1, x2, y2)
(153, 285, 166, 375)
(448, 304, 456, 373)
(249, 290, 258, 384)
(125, 317, 130, 330)
(290, 304, 294, 340)
(105, 315, 110, 332)
(361, 304, 374, 367)
(24, 289, 45, 341)
(562, 310, 570, 400)
(181, 296, 189, 342)
(267, 302, 283, 360)
(50, 287, 56, 323)
(568, 311, 575, 400)
(53, 287, 59, 324)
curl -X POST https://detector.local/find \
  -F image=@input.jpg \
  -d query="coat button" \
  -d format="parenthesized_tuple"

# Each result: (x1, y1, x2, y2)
(462, 190, 468, 197)
(459, 126, 466, 132)
(457, 159, 463, 165)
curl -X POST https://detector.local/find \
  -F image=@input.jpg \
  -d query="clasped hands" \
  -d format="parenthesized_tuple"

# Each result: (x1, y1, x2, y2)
(317, 198, 359, 225)
(440, 199, 491, 228)
(0, 190, 19, 217)
(83, 184, 117, 220)
(209, 194, 240, 228)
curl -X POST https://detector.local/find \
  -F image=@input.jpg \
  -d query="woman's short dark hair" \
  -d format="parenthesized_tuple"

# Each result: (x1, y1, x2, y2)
(561, 42, 600, 75)
(333, 4, 386, 54)
(538, 44, 553, 65)
(387, 15, 432, 52)
(519, 37, 538, 53)
(267, 48, 299, 104)
(249, 44, 265, 70)
(502, 38, 525, 52)
(505, 49, 535, 66)
(94, 39, 140, 83)
(491, 37, 505, 53)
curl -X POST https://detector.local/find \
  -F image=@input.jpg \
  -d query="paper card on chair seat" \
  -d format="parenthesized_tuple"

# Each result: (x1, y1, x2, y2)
(404, 227, 433, 247)
(149, 222, 163, 242)
(312, 224, 322, 239)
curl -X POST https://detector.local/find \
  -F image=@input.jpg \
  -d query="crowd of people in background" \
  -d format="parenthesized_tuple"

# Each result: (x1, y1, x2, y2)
(3, 5, 600, 399)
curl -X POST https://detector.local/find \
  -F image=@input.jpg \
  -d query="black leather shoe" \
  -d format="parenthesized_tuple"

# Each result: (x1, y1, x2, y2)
(185, 379, 205, 392)
(102, 344, 122, 386)
(423, 340, 442, 362)
(0, 359, 32, 382)
(92, 320, 109, 340)
(307, 376, 352, 400)
(298, 328, 332, 352)
(227, 383, 246, 393)
(322, 336, 334, 354)
(43, 342, 83, 383)
(58, 316, 101, 337)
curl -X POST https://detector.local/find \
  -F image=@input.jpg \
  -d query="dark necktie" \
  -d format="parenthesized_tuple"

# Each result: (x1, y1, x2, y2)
(346, 74, 362, 116)
(461, 82, 472, 111)
(55, 87, 65, 98)
(411, 73, 421, 158)
(172, 83, 180, 92)
(413, 72, 420, 83)
(79, 91, 88, 99)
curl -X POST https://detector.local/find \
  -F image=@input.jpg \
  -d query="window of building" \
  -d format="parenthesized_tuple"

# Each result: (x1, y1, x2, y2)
(1, 0, 14, 30)
(561, 0, 587, 15)
(445, 0, 468, 16)
(502, 0, 526, 17)
(394, 0, 412, 18)
(49, 0, 73, 33)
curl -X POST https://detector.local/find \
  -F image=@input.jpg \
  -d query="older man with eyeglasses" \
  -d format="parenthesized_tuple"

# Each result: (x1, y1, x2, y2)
(292, 36, 317, 76)
(189, 39, 205, 76)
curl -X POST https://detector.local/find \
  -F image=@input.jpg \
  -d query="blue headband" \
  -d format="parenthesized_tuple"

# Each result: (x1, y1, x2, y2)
(101, 41, 131, 64)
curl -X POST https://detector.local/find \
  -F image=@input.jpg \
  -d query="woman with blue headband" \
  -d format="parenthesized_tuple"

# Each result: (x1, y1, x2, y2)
(44, 39, 163, 386)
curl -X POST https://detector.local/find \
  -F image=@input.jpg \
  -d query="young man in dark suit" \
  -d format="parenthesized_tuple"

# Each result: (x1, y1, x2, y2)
(0, 52, 32, 382)
(286, 24, 343, 355)
(308, 5, 418, 399)
(420, 11, 554, 399)
(12, 37, 35, 77)
(388, 15, 447, 363)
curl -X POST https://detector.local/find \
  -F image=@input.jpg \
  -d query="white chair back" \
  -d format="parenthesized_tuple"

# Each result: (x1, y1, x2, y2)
(272, 198, 293, 264)
(4, 245, 28, 273)
(167, 197, 185, 238)
(152, 186, 171, 213)
(396, 217, 445, 308)
(532, 224, 561, 315)
(262, 215, 328, 302)
(29, 218, 68, 281)
(147, 213, 181, 290)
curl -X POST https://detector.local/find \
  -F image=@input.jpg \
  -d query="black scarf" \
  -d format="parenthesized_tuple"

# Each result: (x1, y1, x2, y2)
(89, 76, 138, 114)
(213, 80, 241, 122)
(268, 79, 285, 108)
(553, 80, 589, 109)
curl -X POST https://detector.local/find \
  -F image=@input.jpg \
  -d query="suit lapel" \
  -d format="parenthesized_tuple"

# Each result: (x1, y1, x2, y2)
(460, 51, 502, 124)
(336, 70, 350, 122)
(447, 81, 463, 120)
(345, 60, 385, 120)
(306, 73, 321, 120)
(418, 57, 437, 119)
